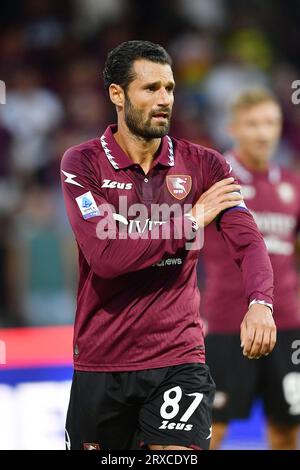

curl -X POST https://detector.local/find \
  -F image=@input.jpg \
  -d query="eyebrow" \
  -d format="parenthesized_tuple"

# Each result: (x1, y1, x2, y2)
(142, 81, 175, 89)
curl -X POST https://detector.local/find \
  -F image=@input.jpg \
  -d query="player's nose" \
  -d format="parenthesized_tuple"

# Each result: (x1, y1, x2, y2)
(157, 87, 172, 107)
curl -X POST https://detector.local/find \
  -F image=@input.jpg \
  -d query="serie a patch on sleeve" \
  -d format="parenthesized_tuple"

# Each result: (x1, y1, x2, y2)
(75, 191, 101, 219)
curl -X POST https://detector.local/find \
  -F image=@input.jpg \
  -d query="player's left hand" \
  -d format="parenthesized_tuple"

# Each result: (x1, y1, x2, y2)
(240, 304, 276, 359)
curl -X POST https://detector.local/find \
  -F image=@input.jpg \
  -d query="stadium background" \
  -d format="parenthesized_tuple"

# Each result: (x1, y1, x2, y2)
(0, 0, 300, 449)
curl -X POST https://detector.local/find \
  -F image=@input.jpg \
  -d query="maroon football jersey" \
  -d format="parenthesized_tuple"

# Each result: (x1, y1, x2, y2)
(61, 125, 273, 371)
(202, 151, 300, 334)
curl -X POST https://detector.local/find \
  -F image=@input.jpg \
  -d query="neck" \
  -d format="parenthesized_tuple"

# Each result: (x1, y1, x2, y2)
(236, 147, 269, 172)
(114, 120, 162, 174)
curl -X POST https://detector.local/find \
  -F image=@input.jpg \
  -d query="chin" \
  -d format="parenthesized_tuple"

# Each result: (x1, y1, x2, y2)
(145, 126, 169, 138)
(253, 153, 270, 163)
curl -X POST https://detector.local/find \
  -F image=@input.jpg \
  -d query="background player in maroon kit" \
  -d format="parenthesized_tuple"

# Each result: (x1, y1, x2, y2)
(202, 89, 300, 449)
(61, 41, 276, 450)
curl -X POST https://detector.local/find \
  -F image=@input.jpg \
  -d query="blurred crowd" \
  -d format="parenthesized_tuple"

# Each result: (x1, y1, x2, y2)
(0, 0, 300, 327)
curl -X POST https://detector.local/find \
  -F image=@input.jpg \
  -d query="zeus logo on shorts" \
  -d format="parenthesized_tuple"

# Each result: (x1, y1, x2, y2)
(101, 179, 133, 190)
(158, 386, 203, 431)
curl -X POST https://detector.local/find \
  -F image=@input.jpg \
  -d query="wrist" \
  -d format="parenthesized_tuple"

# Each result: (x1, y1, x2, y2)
(185, 212, 200, 232)
(249, 299, 273, 314)
(190, 206, 203, 229)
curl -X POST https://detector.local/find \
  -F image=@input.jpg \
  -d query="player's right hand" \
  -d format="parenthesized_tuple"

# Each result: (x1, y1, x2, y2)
(191, 177, 243, 227)
(240, 303, 277, 359)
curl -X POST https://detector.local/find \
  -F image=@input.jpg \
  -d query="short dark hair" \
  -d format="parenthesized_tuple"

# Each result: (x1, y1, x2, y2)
(103, 40, 172, 92)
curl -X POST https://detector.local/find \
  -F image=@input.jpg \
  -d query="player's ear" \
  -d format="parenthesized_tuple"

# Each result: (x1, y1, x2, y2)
(109, 84, 125, 108)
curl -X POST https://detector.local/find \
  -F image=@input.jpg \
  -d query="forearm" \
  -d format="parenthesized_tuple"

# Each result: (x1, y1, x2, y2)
(80, 215, 196, 279)
(219, 208, 274, 305)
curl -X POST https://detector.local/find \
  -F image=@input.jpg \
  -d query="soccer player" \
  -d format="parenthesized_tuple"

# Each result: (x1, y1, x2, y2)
(61, 41, 276, 450)
(202, 89, 300, 450)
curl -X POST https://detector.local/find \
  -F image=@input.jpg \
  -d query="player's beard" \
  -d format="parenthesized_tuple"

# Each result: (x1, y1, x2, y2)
(124, 94, 171, 139)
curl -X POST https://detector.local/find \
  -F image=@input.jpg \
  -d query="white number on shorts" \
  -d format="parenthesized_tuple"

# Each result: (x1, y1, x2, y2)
(180, 392, 204, 422)
(160, 386, 182, 420)
(282, 372, 300, 415)
(160, 386, 204, 422)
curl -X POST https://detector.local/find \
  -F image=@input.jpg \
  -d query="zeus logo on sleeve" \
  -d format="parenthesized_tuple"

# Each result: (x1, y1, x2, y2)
(76, 191, 100, 219)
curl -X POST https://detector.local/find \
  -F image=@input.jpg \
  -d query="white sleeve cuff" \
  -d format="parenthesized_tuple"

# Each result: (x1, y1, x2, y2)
(249, 299, 273, 313)
(185, 213, 200, 232)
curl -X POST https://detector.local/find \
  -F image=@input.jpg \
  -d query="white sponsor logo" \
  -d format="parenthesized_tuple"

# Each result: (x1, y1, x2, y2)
(251, 210, 297, 237)
(61, 170, 84, 188)
(101, 179, 133, 190)
(75, 191, 100, 220)
(152, 258, 182, 268)
(92, 196, 203, 250)
(264, 236, 294, 256)
(113, 213, 166, 234)
(159, 420, 194, 431)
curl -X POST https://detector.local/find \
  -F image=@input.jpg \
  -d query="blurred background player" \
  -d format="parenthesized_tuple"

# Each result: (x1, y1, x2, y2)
(202, 88, 300, 450)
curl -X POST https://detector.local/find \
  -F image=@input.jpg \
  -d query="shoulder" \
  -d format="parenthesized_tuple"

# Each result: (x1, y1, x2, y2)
(61, 138, 102, 171)
(171, 136, 231, 189)
(171, 135, 225, 165)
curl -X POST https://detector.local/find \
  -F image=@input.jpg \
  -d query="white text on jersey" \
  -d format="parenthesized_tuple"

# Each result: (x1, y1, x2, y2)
(102, 179, 133, 190)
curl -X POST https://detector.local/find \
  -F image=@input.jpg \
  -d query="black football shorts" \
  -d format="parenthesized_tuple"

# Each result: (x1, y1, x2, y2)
(205, 329, 300, 425)
(65, 362, 216, 450)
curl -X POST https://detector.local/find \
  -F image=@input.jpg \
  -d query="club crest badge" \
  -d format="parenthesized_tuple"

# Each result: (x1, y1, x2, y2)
(166, 175, 192, 200)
